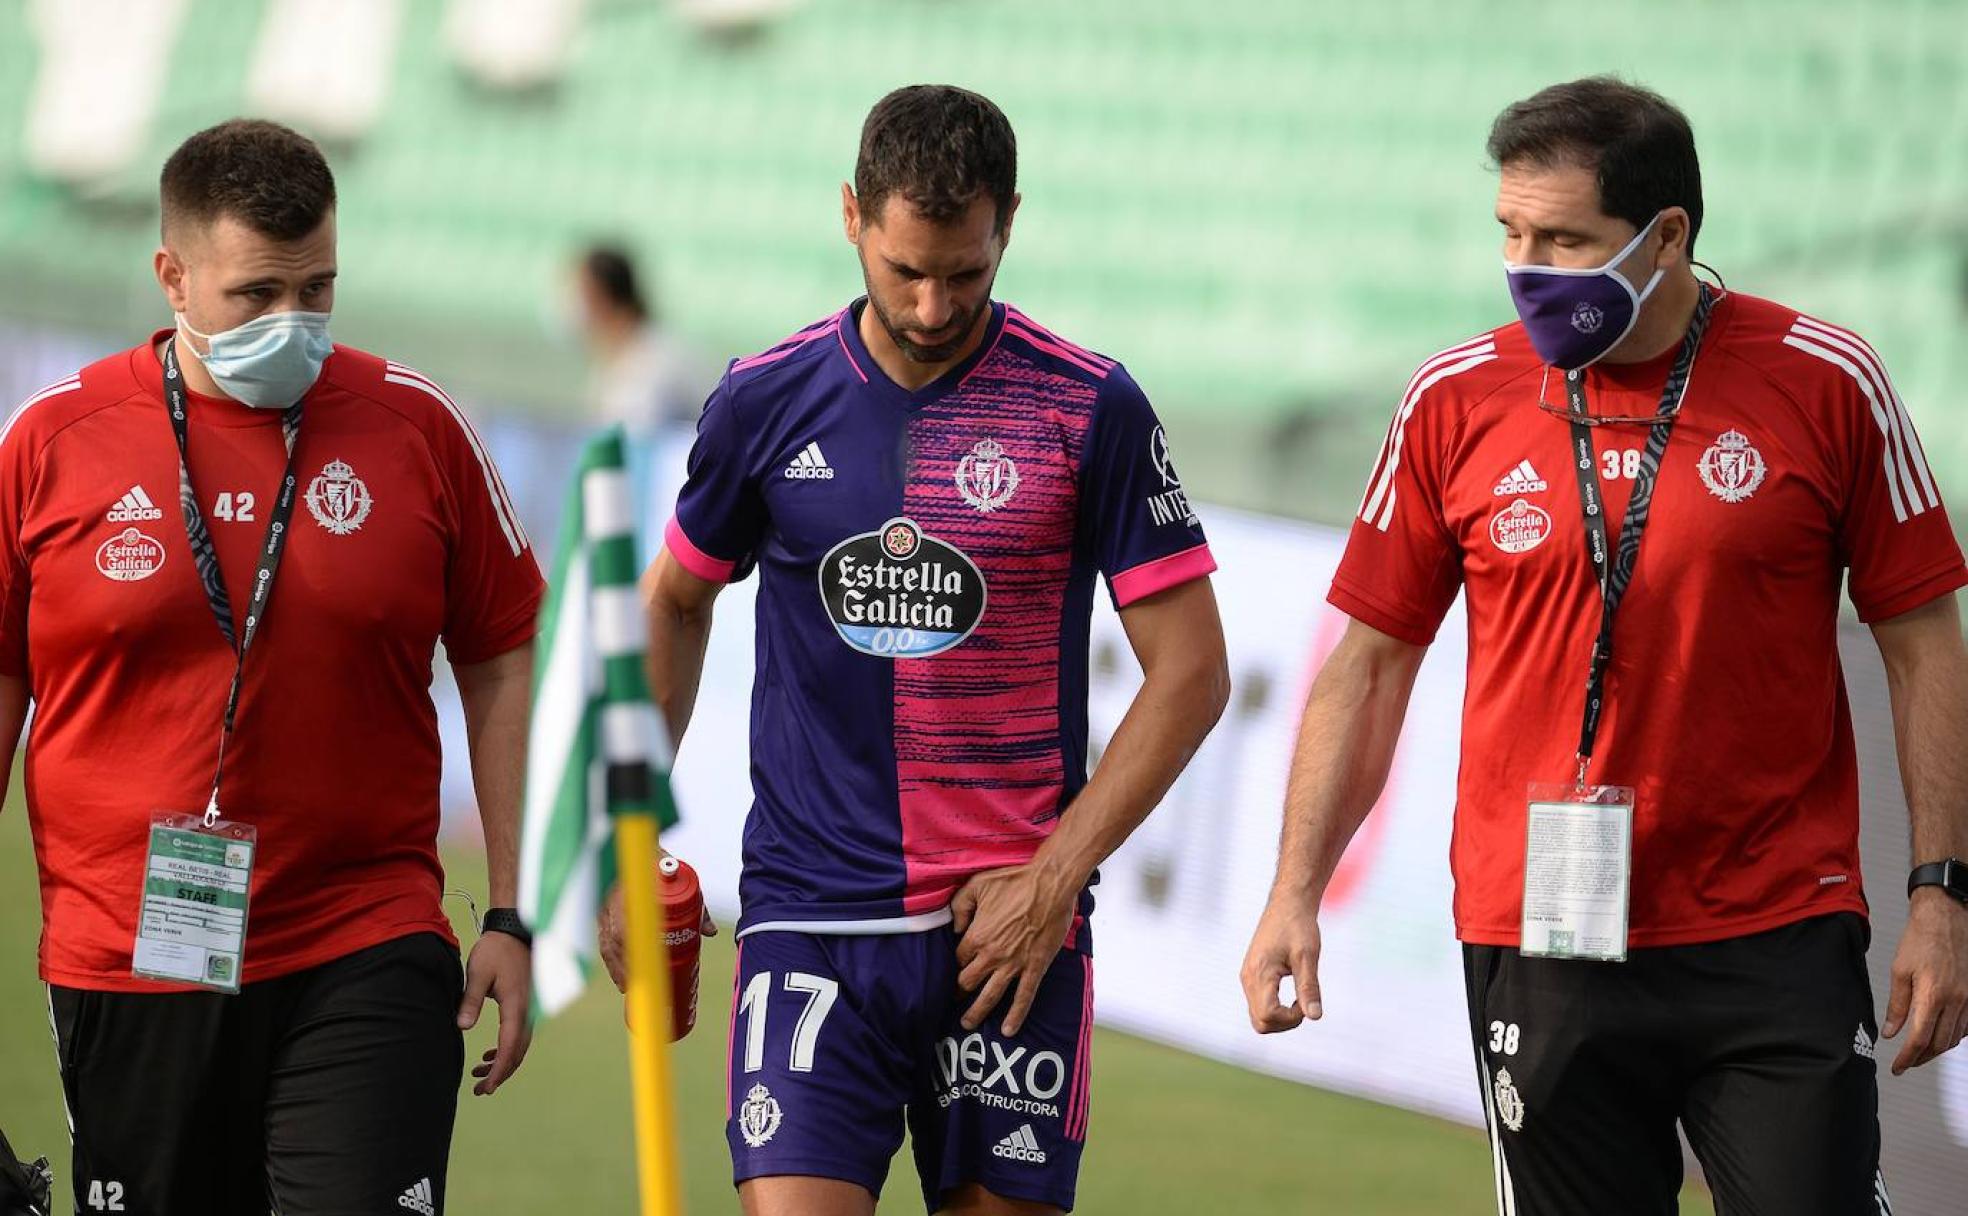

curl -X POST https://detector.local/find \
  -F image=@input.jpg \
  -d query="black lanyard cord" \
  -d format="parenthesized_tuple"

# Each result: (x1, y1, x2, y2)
(1565, 284, 1715, 787)
(162, 339, 304, 824)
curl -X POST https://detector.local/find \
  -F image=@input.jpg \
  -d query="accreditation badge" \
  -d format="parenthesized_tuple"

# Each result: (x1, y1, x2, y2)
(131, 813, 257, 992)
(1518, 783, 1633, 963)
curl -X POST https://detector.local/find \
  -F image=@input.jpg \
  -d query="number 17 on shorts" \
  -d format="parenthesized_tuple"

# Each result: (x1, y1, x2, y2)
(724, 931, 1094, 1211)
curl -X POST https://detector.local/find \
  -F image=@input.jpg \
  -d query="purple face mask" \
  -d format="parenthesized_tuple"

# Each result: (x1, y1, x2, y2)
(1505, 213, 1665, 370)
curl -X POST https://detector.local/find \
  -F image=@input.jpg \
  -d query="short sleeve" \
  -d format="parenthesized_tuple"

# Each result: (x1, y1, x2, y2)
(0, 399, 39, 678)
(665, 373, 767, 583)
(1326, 384, 1463, 646)
(1079, 367, 1216, 609)
(1827, 345, 1968, 622)
(435, 397, 546, 664)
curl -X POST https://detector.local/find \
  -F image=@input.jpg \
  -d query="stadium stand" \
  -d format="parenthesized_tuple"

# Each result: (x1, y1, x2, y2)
(0, 0, 1961, 522)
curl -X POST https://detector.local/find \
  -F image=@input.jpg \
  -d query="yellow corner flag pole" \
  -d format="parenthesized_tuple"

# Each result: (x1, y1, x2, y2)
(562, 429, 683, 1213)
(618, 812, 684, 1215)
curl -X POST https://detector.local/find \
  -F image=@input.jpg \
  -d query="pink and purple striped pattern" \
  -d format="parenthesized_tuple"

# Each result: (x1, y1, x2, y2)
(892, 345, 1100, 913)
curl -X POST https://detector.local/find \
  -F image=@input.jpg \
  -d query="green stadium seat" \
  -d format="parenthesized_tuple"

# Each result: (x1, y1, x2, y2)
(0, 0, 1962, 523)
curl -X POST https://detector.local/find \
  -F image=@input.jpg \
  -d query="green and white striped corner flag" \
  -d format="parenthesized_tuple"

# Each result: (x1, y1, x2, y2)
(519, 427, 679, 1018)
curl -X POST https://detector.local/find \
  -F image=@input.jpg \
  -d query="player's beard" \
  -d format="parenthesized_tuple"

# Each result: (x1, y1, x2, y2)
(862, 273, 993, 365)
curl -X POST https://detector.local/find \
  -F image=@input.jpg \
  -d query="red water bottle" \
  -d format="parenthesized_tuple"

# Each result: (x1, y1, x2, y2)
(658, 855, 703, 1041)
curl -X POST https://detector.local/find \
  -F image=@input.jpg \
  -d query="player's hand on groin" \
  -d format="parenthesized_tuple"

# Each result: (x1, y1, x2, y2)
(1241, 893, 1324, 1034)
(952, 863, 1077, 1037)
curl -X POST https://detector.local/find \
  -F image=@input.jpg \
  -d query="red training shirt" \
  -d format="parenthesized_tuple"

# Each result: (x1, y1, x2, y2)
(1331, 291, 1968, 948)
(0, 334, 544, 990)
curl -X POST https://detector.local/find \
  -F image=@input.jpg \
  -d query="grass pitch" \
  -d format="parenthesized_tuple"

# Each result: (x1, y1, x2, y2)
(0, 807, 1713, 1214)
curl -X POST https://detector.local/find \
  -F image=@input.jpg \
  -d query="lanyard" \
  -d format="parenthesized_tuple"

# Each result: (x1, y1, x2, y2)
(162, 339, 304, 824)
(1564, 285, 1714, 789)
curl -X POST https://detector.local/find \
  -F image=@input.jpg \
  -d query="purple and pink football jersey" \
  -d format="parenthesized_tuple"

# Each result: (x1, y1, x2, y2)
(667, 300, 1215, 936)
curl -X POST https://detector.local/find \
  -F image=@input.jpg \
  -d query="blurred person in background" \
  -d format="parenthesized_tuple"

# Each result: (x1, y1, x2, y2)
(566, 242, 711, 435)
(1243, 76, 1968, 1215)
(0, 119, 543, 1215)
(600, 84, 1229, 1216)
(563, 242, 712, 559)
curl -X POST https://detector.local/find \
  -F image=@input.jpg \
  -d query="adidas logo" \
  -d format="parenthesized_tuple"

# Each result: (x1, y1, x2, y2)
(397, 1177, 436, 1215)
(106, 485, 164, 522)
(784, 441, 835, 480)
(1492, 460, 1548, 497)
(1854, 1023, 1876, 1060)
(991, 1123, 1047, 1165)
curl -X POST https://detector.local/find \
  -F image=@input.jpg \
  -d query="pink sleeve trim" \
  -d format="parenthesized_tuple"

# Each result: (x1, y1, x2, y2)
(665, 516, 738, 583)
(1111, 543, 1217, 607)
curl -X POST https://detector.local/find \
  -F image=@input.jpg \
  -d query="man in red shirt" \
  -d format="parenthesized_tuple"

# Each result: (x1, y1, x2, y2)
(0, 120, 544, 1214)
(1242, 78, 1968, 1214)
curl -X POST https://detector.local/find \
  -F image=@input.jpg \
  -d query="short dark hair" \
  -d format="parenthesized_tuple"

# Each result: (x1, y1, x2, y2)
(582, 245, 650, 321)
(1487, 76, 1703, 253)
(854, 85, 1016, 233)
(160, 119, 336, 243)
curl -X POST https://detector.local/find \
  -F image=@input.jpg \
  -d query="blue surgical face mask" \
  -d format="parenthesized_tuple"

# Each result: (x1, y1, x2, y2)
(177, 309, 333, 408)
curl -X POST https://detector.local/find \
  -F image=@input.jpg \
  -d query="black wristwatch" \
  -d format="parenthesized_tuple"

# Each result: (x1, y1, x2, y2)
(482, 907, 534, 948)
(1907, 859, 1968, 905)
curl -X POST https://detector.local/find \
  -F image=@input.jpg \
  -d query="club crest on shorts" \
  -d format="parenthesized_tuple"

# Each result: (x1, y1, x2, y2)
(305, 458, 373, 535)
(1489, 498, 1553, 555)
(738, 1083, 783, 1148)
(1697, 430, 1767, 504)
(1493, 1067, 1526, 1133)
(954, 438, 1019, 513)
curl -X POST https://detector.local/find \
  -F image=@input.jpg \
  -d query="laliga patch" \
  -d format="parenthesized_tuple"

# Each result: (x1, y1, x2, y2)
(1143, 425, 1199, 527)
(96, 527, 166, 582)
(819, 517, 986, 658)
(1490, 498, 1553, 555)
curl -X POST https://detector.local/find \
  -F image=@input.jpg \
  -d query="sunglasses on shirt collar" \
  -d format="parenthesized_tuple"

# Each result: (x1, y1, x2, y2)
(1532, 365, 1686, 428)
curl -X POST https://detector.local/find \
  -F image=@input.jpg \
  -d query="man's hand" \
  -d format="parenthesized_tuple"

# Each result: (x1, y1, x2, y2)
(1241, 891, 1324, 1034)
(951, 862, 1079, 1037)
(457, 931, 535, 1096)
(598, 881, 719, 994)
(1882, 889, 1968, 1074)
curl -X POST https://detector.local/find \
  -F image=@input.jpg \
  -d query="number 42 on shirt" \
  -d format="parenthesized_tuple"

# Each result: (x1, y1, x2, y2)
(210, 491, 259, 522)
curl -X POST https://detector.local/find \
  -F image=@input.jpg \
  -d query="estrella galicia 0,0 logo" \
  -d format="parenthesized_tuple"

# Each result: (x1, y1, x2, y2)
(818, 517, 986, 658)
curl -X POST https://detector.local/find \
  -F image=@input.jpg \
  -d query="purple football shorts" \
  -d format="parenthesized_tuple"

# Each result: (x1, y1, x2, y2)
(724, 926, 1094, 1212)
